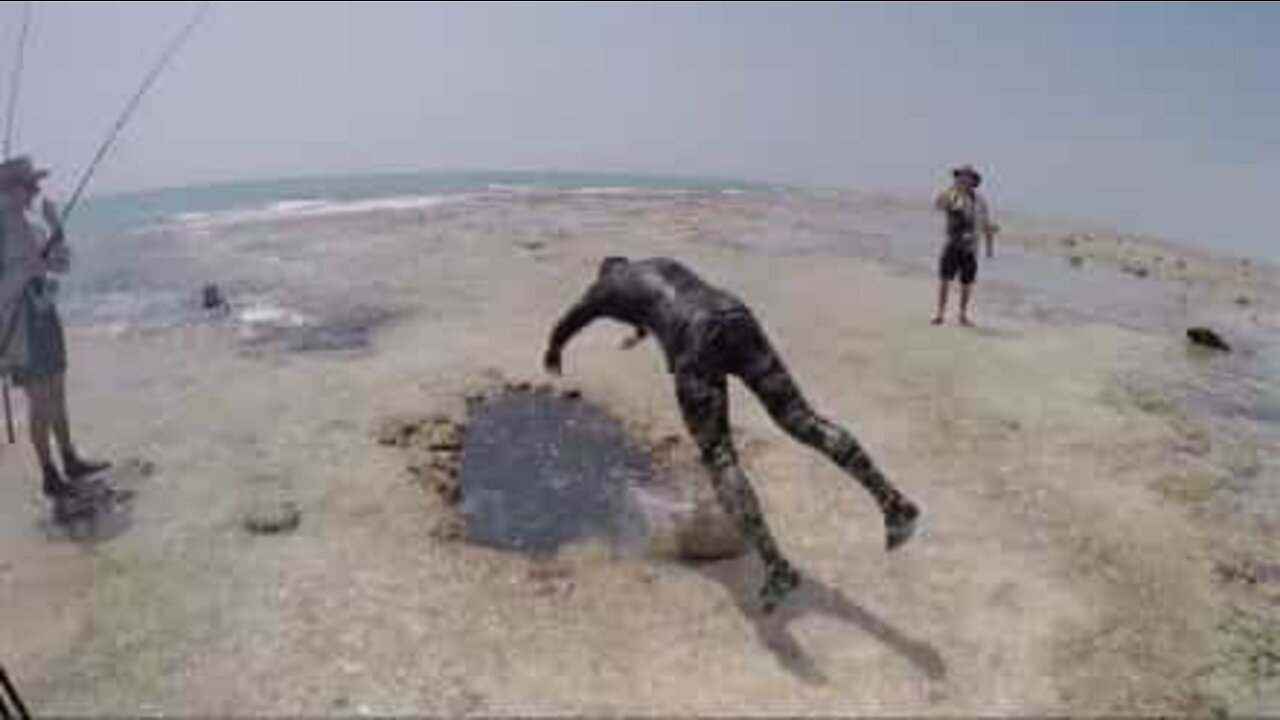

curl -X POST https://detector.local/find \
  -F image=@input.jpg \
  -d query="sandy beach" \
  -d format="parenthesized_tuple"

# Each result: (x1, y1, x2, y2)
(1, 188, 1277, 715)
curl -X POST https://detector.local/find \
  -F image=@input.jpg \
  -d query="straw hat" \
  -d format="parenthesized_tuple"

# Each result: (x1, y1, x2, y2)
(0, 156, 49, 190)
(952, 164, 982, 185)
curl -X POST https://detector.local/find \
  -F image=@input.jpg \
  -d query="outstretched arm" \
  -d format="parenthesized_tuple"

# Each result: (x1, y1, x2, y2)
(544, 284, 609, 375)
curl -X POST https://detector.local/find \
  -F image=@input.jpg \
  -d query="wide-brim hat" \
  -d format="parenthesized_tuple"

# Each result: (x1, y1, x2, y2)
(952, 164, 982, 185)
(0, 156, 50, 190)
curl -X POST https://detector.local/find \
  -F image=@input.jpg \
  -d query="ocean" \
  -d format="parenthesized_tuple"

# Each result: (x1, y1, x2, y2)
(58, 171, 772, 338)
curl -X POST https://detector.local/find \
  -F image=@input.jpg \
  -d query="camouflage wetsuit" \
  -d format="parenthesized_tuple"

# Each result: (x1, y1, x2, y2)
(545, 257, 920, 606)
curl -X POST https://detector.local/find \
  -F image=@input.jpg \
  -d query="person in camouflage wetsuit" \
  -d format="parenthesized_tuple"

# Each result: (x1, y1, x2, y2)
(544, 257, 920, 612)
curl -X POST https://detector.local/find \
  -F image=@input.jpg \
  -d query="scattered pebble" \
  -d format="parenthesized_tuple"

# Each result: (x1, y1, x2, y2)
(425, 422, 464, 451)
(1122, 262, 1150, 279)
(430, 516, 465, 542)
(243, 500, 302, 535)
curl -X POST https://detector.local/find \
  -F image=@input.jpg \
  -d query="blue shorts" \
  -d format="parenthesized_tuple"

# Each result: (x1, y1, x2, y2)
(10, 285, 67, 387)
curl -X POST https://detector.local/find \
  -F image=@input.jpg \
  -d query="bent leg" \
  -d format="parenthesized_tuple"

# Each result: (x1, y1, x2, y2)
(739, 344, 916, 522)
(674, 370, 791, 572)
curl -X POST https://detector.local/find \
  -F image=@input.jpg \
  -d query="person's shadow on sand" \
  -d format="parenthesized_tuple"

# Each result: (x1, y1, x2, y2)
(695, 558, 948, 687)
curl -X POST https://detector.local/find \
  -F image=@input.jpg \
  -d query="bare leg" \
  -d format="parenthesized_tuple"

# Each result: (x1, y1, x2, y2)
(958, 283, 974, 326)
(933, 280, 949, 324)
(50, 372, 73, 462)
(48, 373, 108, 480)
(22, 379, 73, 497)
(24, 379, 54, 472)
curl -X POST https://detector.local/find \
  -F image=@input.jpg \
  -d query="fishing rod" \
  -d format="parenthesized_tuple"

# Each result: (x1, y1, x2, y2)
(2, 2, 210, 444)
(3, 1, 34, 445)
(60, 0, 212, 223)
(0, 665, 31, 720)
(3, 1, 32, 158)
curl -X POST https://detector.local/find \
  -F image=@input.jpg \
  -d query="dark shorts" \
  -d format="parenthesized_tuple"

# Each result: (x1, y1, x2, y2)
(10, 287, 67, 387)
(939, 242, 978, 285)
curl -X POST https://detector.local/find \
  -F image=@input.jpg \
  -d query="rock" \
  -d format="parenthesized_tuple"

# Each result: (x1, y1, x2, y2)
(653, 434, 682, 452)
(423, 420, 464, 451)
(1175, 259, 1188, 271)
(444, 485, 463, 506)
(1153, 473, 1223, 504)
(243, 500, 301, 535)
(1172, 419, 1213, 457)
(430, 453, 460, 476)
(516, 240, 546, 251)
(675, 501, 749, 561)
(1069, 255, 1084, 268)
(1187, 327, 1231, 352)
(1061, 236, 1079, 248)
(432, 479, 463, 506)
(1235, 295, 1251, 308)
(430, 515, 465, 542)
(375, 417, 419, 447)
(1179, 691, 1230, 720)
(561, 388, 583, 401)
(1214, 559, 1265, 586)
(1122, 262, 1150, 279)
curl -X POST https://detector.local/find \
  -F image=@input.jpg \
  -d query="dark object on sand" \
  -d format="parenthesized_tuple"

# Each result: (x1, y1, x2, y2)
(1187, 327, 1231, 352)
(0, 665, 31, 719)
(202, 283, 229, 313)
(1235, 295, 1251, 308)
(1069, 255, 1084, 268)
(1122, 262, 1150, 279)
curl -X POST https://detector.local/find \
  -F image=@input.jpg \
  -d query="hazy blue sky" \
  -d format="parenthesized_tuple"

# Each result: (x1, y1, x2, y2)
(3, 1, 1277, 256)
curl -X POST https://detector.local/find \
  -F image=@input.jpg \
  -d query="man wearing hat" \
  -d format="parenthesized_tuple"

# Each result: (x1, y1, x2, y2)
(0, 156, 108, 501)
(932, 165, 998, 326)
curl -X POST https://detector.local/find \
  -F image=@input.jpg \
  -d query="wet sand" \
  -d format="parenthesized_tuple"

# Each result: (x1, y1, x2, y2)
(1, 189, 1277, 715)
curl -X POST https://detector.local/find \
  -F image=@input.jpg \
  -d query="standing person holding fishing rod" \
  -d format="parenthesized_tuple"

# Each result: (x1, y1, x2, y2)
(0, 156, 109, 498)
(1, 0, 210, 513)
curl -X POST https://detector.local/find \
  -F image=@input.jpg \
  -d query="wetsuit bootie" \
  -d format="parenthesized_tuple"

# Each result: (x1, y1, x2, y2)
(885, 500, 920, 552)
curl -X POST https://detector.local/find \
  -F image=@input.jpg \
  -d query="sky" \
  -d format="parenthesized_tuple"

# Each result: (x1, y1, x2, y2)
(2, 1, 1277, 258)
